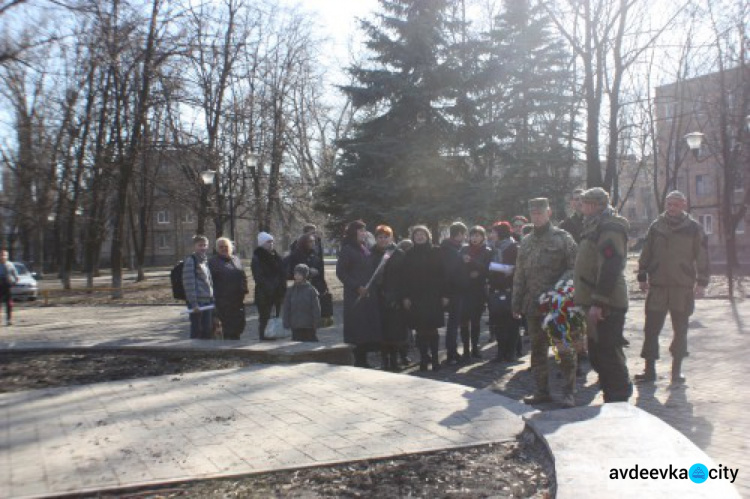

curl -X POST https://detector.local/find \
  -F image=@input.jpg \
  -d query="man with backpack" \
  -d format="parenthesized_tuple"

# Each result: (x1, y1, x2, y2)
(182, 235, 215, 339)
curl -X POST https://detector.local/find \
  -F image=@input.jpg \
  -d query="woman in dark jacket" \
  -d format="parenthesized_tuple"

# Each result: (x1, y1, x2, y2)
(459, 225, 494, 360)
(284, 233, 332, 324)
(370, 225, 409, 372)
(251, 232, 287, 340)
(402, 225, 448, 371)
(336, 220, 382, 367)
(209, 237, 249, 340)
(488, 222, 521, 361)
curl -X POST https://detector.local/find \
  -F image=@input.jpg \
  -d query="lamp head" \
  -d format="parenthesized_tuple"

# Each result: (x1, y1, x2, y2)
(200, 170, 216, 185)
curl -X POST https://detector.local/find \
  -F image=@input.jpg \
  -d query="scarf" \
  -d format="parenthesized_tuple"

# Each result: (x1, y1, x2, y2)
(468, 241, 485, 258)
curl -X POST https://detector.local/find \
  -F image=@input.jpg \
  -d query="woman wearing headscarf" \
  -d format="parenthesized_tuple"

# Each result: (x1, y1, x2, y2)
(208, 237, 249, 340)
(251, 232, 286, 340)
(401, 225, 448, 371)
(336, 220, 382, 367)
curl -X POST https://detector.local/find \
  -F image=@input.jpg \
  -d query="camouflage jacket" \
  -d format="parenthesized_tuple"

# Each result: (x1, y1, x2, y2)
(512, 222, 577, 317)
(637, 212, 709, 288)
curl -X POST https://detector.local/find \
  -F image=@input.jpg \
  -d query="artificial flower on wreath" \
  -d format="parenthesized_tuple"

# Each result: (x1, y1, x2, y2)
(538, 278, 586, 361)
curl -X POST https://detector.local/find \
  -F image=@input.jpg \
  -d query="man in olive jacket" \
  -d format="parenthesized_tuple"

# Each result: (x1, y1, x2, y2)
(512, 198, 578, 407)
(574, 188, 633, 403)
(635, 190, 709, 384)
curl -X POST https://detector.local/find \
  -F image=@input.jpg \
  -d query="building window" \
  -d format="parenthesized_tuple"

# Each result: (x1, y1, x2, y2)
(156, 210, 170, 224)
(695, 174, 710, 197)
(735, 168, 744, 193)
(698, 214, 713, 235)
(157, 233, 171, 249)
(737, 218, 746, 235)
(181, 212, 194, 224)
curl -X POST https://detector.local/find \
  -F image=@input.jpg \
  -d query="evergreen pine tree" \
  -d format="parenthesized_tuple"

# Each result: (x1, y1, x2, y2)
(316, 0, 464, 237)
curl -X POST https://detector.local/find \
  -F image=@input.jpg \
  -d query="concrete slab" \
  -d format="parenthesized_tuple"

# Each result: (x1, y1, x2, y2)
(1, 363, 533, 498)
(0, 305, 353, 365)
(525, 403, 740, 498)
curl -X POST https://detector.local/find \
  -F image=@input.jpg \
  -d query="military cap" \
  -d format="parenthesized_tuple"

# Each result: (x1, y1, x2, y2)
(666, 190, 687, 201)
(528, 198, 550, 211)
(581, 187, 610, 205)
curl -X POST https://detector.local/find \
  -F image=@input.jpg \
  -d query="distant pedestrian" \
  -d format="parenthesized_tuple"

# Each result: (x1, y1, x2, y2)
(336, 220, 382, 367)
(439, 222, 468, 365)
(282, 264, 321, 342)
(402, 226, 448, 372)
(512, 198, 578, 406)
(208, 237, 248, 340)
(251, 232, 287, 341)
(183, 235, 215, 340)
(0, 250, 18, 326)
(559, 188, 585, 243)
(488, 222, 521, 362)
(459, 226, 493, 360)
(574, 188, 632, 403)
(635, 190, 709, 384)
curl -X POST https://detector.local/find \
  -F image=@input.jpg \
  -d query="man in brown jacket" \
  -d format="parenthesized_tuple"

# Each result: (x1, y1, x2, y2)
(635, 191, 709, 384)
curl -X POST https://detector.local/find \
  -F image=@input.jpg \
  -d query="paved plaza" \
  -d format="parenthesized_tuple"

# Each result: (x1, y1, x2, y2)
(1, 298, 747, 497)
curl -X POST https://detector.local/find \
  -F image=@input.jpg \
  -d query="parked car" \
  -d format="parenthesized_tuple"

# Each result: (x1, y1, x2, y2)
(11, 262, 38, 301)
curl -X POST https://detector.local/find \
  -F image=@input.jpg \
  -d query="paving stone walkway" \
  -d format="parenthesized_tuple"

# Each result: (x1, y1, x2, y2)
(0, 363, 529, 498)
(1, 298, 747, 497)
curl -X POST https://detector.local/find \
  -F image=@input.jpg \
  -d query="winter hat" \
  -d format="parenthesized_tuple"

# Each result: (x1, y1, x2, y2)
(258, 232, 274, 246)
(294, 263, 310, 279)
(581, 187, 610, 206)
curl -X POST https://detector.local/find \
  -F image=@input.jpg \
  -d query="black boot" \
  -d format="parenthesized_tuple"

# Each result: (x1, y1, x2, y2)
(430, 335, 440, 371)
(671, 357, 686, 384)
(634, 359, 656, 383)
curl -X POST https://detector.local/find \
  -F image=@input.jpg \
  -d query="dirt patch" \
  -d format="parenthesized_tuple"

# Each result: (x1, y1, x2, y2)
(85, 437, 552, 499)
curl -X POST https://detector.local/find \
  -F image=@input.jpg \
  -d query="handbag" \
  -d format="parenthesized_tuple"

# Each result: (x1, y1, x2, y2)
(264, 317, 289, 339)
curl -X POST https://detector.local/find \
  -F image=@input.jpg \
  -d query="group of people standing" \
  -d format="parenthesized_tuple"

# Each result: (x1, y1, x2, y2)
(336, 186, 709, 409)
(336, 219, 524, 373)
(180, 185, 709, 410)
(182, 225, 333, 343)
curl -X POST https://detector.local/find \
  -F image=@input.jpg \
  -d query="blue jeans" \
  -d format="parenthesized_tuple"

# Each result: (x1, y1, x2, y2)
(445, 295, 462, 357)
(189, 302, 214, 340)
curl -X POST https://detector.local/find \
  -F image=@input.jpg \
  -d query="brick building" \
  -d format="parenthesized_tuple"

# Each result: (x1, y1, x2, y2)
(652, 67, 749, 269)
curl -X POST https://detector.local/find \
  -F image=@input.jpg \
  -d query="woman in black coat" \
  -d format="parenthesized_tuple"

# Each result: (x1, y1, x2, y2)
(402, 225, 448, 371)
(459, 226, 494, 360)
(370, 225, 409, 371)
(336, 220, 382, 367)
(209, 237, 249, 340)
(251, 232, 287, 340)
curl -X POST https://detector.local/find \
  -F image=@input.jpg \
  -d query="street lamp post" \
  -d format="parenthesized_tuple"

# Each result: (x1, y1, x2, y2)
(198, 169, 215, 236)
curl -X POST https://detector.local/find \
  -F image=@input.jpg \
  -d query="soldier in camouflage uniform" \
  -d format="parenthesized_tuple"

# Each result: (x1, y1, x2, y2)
(635, 190, 709, 384)
(512, 198, 578, 406)
(574, 188, 633, 403)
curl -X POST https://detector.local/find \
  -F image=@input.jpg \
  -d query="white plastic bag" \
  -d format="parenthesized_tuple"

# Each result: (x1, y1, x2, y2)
(264, 317, 289, 339)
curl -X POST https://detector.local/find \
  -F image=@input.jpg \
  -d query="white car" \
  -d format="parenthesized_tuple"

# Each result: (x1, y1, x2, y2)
(11, 262, 38, 301)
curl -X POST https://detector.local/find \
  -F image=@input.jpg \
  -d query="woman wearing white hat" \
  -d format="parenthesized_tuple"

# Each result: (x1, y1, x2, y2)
(251, 232, 287, 340)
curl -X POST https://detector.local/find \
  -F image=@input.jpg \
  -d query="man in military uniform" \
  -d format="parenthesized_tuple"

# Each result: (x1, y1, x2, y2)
(512, 198, 578, 407)
(574, 188, 633, 402)
(559, 188, 585, 243)
(635, 190, 709, 384)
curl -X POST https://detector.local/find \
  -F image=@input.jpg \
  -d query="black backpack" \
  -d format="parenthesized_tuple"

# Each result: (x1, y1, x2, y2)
(170, 255, 197, 300)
